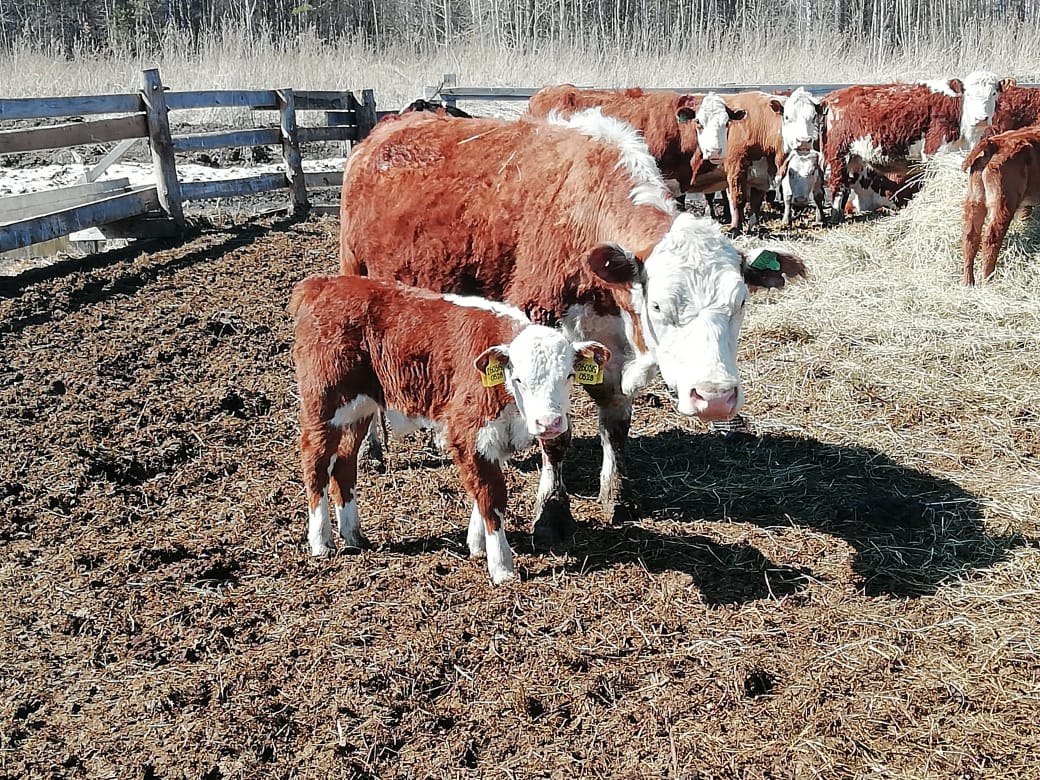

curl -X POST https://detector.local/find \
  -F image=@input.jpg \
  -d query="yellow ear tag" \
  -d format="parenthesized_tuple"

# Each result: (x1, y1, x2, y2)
(575, 356, 604, 385)
(480, 355, 506, 388)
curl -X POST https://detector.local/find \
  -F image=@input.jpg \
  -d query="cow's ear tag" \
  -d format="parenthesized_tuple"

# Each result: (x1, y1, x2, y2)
(480, 356, 506, 388)
(574, 356, 604, 385)
(749, 249, 781, 272)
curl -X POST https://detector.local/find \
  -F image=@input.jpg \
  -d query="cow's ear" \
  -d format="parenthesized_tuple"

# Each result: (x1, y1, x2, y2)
(741, 248, 807, 289)
(768, 98, 785, 114)
(588, 243, 642, 285)
(474, 345, 509, 375)
(815, 100, 827, 116)
(1000, 77, 1017, 92)
(572, 340, 611, 367)
(727, 107, 747, 121)
(676, 95, 701, 123)
(948, 78, 965, 95)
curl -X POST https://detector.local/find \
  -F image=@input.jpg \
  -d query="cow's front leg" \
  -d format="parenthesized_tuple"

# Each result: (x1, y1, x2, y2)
(453, 442, 515, 584)
(583, 382, 634, 523)
(727, 166, 749, 233)
(531, 427, 575, 550)
(782, 196, 794, 226)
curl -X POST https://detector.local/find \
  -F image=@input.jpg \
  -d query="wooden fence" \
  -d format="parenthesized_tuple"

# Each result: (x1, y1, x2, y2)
(0, 67, 384, 255)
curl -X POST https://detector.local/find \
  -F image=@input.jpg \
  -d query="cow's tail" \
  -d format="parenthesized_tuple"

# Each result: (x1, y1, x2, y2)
(963, 138, 998, 173)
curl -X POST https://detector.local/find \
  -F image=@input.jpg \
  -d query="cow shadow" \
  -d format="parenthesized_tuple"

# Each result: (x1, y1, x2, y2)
(559, 427, 1027, 598)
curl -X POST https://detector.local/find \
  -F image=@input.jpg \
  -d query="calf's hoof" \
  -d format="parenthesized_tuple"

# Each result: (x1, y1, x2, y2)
(531, 498, 576, 551)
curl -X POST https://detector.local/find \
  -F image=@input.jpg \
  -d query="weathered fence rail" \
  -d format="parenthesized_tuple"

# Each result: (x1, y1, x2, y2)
(0, 67, 380, 256)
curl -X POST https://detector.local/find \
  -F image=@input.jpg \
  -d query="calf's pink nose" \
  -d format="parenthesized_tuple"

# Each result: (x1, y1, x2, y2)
(691, 387, 738, 421)
(536, 414, 565, 435)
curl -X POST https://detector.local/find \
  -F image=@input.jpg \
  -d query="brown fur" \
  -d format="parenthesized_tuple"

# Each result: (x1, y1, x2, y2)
(291, 275, 523, 544)
(961, 126, 1040, 284)
(527, 85, 723, 193)
(822, 82, 963, 215)
(983, 84, 1040, 139)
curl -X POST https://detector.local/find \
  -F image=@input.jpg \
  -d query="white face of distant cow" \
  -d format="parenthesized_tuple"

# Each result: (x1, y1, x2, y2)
(475, 327, 610, 439)
(677, 92, 745, 165)
(782, 87, 824, 153)
(589, 214, 746, 421)
(782, 150, 824, 206)
(960, 70, 1003, 149)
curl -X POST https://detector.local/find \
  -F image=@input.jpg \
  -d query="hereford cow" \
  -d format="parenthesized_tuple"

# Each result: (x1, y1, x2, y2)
(527, 85, 745, 193)
(821, 73, 1004, 220)
(291, 274, 609, 583)
(961, 126, 1040, 285)
(400, 97, 474, 118)
(778, 148, 826, 225)
(688, 87, 825, 232)
(338, 109, 804, 546)
(978, 82, 1040, 142)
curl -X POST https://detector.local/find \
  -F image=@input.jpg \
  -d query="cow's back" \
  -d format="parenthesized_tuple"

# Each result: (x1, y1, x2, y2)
(338, 110, 672, 321)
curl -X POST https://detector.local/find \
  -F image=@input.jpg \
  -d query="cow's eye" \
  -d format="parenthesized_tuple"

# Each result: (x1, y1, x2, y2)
(568, 372, 575, 380)
(651, 302, 661, 313)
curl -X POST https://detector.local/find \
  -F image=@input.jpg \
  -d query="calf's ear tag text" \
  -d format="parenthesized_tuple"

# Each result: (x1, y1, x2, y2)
(575, 356, 604, 385)
(481, 356, 506, 387)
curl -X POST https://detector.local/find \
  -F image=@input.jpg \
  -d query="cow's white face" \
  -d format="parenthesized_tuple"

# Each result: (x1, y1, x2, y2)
(782, 87, 824, 153)
(782, 150, 824, 206)
(476, 327, 609, 439)
(616, 214, 747, 420)
(677, 92, 744, 166)
(960, 70, 1002, 149)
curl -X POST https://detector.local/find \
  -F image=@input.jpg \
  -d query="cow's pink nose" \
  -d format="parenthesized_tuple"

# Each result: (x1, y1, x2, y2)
(691, 387, 738, 421)
(535, 414, 565, 436)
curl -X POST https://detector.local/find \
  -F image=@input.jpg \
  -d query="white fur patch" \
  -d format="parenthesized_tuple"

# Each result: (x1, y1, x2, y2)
(849, 136, 890, 168)
(331, 395, 381, 428)
(485, 519, 515, 585)
(308, 498, 333, 556)
(335, 498, 362, 547)
(919, 78, 957, 97)
(475, 403, 531, 463)
(443, 294, 529, 323)
(467, 502, 487, 558)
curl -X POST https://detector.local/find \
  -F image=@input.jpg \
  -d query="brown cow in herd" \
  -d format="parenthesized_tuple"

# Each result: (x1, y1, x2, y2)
(961, 126, 1040, 285)
(527, 85, 745, 193)
(338, 109, 803, 547)
(292, 274, 608, 582)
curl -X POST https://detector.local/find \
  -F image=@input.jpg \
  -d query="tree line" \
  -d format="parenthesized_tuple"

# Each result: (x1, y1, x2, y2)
(2, 0, 1036, 56)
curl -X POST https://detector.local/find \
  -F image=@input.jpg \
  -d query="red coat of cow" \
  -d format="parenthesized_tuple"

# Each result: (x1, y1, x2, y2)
(961, 126, 1040, 285)
(337, 110, 802, 546)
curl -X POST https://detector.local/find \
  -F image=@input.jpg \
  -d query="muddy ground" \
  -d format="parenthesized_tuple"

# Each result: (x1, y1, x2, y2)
(1, 213, 1037, 779)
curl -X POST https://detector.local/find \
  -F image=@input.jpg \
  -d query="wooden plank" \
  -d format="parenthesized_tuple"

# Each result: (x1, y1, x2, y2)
(324, 110, 358, 127)
(310, 204, 340, 216)
(299, 126, 358, 143)
(179, 173, 287, 202)
(295, 91, 359, 110)
(0, 178, 131, 222)
(277, 89, 309, 213)
(0, 93, 142, 120)
(172, 127, 281, 152)
(0, 114, 146, 154)
(303, 171, 343, 189)
(141, 68, 185, 227)
(165, 90, 279, 111)
(0, 186, 158, 253)
(357, 89, 377, 140)
(83, 137, 140, 182)
(70, 215, 179, 240)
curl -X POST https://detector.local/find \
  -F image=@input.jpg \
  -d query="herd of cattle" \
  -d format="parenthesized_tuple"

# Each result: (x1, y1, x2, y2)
(290, 73, 1037, 583)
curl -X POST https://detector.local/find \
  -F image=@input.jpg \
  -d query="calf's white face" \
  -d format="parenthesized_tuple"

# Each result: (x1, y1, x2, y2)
(590, 214, 746, 421)
(782, 87, 824, 153)
(960, 70, 1002, 149)
(782, 150, 824, 206)
(678, 92, 743, 165)
(476, 326, 610, 439)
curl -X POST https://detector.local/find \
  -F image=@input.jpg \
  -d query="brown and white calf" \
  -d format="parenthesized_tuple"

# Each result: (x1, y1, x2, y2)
(338, 109, 803, 546)
(778, 148, 826, 225)
(821, 73, 1005, 220)
(291, 274, 608, 583)
(526, 85, 745, 193)
(961, 126, 1040, 285)
(978, 82, 1040, 142)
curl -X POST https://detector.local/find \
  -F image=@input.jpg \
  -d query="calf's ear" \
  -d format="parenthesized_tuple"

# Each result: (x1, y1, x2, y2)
(768, 98, 785, 114)
(474, 345, 510, 374)
(740, 249, 807, 289)
(948, 78, 965, 94)
(727, 107, 748, 121)
(1000, 77, 1017, 92)
(588, 243, 642, 285)
(572, 341, 612, 367)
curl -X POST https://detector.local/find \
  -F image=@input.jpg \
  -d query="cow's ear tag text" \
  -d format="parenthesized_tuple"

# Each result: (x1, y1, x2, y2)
(575, 356, 604, 385)
(481, 356, 506, 387)
(749, 249, 781, 272)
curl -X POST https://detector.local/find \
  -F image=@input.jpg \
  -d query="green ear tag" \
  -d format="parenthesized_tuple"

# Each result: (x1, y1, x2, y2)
(574, 356, 604, 385)
(480, 356, 505, 388)
(749, 249, 781, 272)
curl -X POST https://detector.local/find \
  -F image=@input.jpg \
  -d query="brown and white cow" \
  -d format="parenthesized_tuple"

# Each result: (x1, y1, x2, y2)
(526, 85, 745, 193)
(291, 274, 609, 583)
(822, 73, 1005, 220)
(690, 87, 825, 232)
(338, 109, 804, 546)
(977, 82, 1040, 142)
(961, 126, 1040, 285)
(778, 148, 826, 225)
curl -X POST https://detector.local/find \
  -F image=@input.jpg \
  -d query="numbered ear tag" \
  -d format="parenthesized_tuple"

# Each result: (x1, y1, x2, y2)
(574, 356, 604, 385)
(480, 355, 505, 388)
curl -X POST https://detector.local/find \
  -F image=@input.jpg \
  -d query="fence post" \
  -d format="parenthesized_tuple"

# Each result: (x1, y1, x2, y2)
(357, 89, 377, 141)
(441, 73, 458, 108)
(277, 88, 309, 214)
(139, 68, 184, 228)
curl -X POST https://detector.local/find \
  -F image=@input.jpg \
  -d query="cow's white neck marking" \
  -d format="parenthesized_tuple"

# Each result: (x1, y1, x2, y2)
(918, 79, 956, 97)
(475, 403, 531, 463)
(444, 294, 529, 323)
(551, 107, 676, 215)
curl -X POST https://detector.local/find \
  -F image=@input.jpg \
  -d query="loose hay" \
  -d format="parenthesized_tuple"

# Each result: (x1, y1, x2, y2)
(1, 211, 1039, 779)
